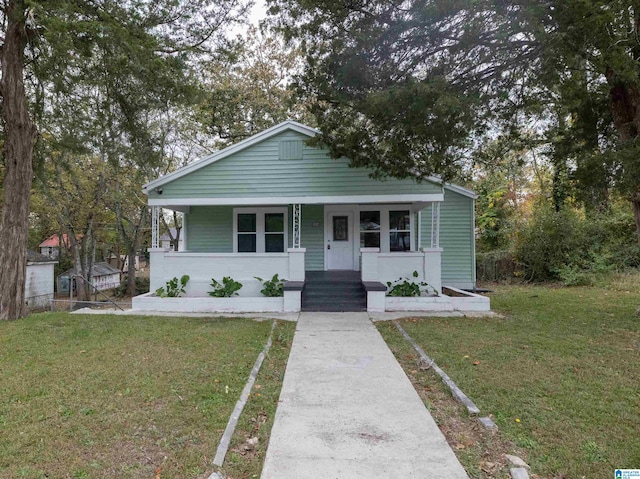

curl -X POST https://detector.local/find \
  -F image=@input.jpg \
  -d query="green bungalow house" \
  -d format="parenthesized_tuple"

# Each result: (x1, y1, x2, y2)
(133, 120, 489, 313)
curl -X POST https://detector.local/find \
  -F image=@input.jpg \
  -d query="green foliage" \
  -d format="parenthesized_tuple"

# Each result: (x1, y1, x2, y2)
(113, 278, 150, 298)
(201, 26, 313, 148)
(386, 271, 437, 297)
(209, 277, 243, 298)
(269, 0, 538, 181)
(255, 274, 286, 297)
(155, 275, 190, 298)
(514, 205, 640, 283)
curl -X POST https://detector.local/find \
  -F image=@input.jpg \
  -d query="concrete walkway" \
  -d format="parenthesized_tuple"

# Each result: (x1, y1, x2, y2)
(261, 312, 469, 478)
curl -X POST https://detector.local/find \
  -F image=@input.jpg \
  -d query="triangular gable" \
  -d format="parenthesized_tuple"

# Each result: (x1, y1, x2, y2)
(144, 120, 318, 193)
(144, 121, 476, 202)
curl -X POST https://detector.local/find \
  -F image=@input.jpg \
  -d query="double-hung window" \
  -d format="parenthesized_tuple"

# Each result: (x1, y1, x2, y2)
(359, 211, 381, 248)
(358, 206, 413, 252)
(389, 210, 411, 251)
(234, 208, 287, 253)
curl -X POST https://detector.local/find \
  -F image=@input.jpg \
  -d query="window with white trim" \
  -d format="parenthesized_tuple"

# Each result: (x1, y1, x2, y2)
(389, 210, 411, 251)
(356, 206, 414, 252)
(359, 210, 381, 248)
(233, 207, 287, 253)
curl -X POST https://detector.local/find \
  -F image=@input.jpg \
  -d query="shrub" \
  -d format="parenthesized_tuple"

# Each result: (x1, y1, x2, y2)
(113, 277, 150, 297)
(513, 208, 582, 282)
(386, 271, 438, 297)
(255, 274, 286, 297)
(155, 275, 190, 297)
(209, 277, 243, 297)
(513, 204, 640, 284)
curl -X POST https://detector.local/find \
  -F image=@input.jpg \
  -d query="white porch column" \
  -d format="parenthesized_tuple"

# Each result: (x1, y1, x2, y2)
(148, 247, 169, 293)
(422, 247, 443, 295)
(360, 247, 380, 282)
(287, 248, 306, 281)
(151, 206, 160, 248)
(431, 202, 441, 248)
(292, 204, 302, 248)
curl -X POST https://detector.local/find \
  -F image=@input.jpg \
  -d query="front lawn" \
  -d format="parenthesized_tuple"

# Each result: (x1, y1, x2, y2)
(378, 277, 640, 478)
(0, 313, 294, 478)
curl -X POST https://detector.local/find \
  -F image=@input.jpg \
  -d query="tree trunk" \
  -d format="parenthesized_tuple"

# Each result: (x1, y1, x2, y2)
(0, 1, 38, 320)
(115, 203, 148, 296)
(632, 193, 640, 247)
(172, 210, 181, 251)
(126, 242, 137, 296)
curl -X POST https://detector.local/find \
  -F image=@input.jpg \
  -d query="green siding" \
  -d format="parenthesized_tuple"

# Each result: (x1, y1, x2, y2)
(186, 206, 233, 252)
(301, 205, 324, 271)
(420, 190, 475, 286)
(150, 131, 442, 200)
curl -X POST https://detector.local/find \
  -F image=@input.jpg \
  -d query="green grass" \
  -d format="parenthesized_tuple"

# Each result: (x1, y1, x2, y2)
(221, 321, 295, 479)
(0, 313, 290, 478)
(379, 279, 640, 478)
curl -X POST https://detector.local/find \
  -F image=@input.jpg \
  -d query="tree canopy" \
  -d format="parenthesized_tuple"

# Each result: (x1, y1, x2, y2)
(0, 0, 249, 319)
(267, 0, 640, 242)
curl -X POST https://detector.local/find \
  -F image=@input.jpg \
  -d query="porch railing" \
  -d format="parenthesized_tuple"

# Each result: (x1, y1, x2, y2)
(148, 248, 305, 297)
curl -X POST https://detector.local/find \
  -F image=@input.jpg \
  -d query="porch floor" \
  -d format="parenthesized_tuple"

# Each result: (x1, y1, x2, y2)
(302, 271, 366, 312)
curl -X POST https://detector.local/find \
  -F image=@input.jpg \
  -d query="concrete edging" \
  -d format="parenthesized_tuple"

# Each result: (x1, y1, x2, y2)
(393, 321, 480, 415)
(208, 320, 277, 477)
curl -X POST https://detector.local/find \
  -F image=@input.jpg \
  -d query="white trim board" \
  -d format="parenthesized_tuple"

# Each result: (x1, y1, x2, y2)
(149, 193, 444, 207)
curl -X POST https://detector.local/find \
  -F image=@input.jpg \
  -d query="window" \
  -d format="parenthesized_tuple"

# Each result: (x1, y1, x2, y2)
(359, 211, 380, 248)
(234, 208, 287, 253)
(389, 210, 411, 251)
(356, 206, 413, 252)
(237, 213, 257, 252)
(265, 213, 285, 252)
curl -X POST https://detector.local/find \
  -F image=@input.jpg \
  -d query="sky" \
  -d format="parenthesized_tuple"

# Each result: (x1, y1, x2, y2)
(249, 0, 268, 25)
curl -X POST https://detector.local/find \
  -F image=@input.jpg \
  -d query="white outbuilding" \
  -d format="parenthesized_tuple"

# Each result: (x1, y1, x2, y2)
(25, 250, 58, 310)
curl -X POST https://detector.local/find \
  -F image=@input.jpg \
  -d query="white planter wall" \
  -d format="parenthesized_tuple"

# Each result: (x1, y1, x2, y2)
(381, 287, 490, 313)
(132, 293, 286, 313)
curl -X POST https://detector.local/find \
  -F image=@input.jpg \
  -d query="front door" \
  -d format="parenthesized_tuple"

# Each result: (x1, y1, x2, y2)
(327, 211, 354, 270)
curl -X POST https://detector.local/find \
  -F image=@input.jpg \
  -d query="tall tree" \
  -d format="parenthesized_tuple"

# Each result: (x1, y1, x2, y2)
(0, 1, 38, 319)
(0, 0, 249, 319)
(201, 25, 313, 147)
(269, 0, 640, 244)
(267, 0, 539, 180)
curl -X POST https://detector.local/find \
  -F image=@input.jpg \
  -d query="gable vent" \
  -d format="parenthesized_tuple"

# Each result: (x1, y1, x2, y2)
(279, 140, 303, 160)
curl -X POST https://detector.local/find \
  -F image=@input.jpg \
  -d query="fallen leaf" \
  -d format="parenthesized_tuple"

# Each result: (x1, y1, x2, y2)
(155, 468, 162, 479)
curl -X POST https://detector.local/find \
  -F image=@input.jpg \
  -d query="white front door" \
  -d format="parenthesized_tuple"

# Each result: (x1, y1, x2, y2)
(327, 211, 354, 270)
